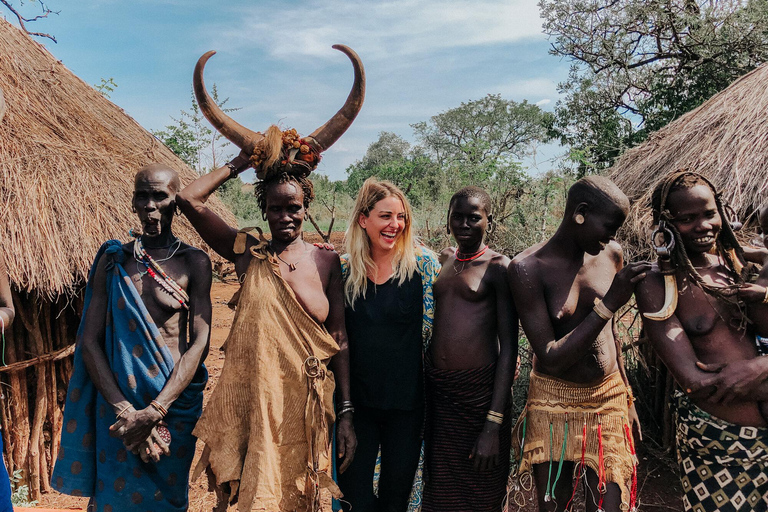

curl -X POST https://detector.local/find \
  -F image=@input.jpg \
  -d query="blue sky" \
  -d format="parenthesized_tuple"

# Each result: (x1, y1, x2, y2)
(10, 0, 570, 181)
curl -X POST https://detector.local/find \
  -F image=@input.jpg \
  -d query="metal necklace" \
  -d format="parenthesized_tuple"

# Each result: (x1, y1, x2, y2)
(271, 242, 308, 271)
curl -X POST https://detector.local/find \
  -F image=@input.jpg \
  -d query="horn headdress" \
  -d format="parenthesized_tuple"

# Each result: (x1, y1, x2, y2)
(194, 45, 365, 180)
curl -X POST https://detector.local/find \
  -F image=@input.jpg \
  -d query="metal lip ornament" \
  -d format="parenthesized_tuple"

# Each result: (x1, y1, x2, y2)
(193, 44, 366, 180)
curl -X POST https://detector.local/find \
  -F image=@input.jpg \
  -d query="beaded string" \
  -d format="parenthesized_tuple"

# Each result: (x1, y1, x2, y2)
(455, 245, 488, 262)
(623, 422, 639, 512)
(565, 414, 587, 511)
(551, 413, 569, 499)
(597, 413, 606, 512)
(545, 420, 554, 502)
(134, 237, 189, 310)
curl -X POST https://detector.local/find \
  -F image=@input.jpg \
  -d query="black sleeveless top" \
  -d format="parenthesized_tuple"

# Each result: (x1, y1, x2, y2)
(345, 272, 423, 411)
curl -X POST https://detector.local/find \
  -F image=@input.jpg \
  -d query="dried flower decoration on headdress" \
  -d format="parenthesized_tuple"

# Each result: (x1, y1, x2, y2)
(193, 45, 365, 181)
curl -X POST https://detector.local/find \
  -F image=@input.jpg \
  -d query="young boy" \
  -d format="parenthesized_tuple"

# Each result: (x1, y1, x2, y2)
(422, 187, 518, 512)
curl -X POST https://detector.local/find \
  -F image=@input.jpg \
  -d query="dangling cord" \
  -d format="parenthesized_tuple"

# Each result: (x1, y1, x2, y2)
(518, 414, 528, 469)
(565, 414, 587, 511)
(551, 413, 569, 503)
(623, 422, 639, 512)
(597, 413, 606, 512)
(545, 419, 554, 502)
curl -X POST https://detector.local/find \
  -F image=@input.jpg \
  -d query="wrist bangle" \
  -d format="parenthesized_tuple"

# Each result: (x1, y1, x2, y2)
(486, 411, 504, 425)
(115, 405, 133, 420)
(225, 162, 241, 180)
(150, 400, 168, 418)
(593, 299, 614, 321)
(626, 388, 635, 407)
(338, 406, 355, 418)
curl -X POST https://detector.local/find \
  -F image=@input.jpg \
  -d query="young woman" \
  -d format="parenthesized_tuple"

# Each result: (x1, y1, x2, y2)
(636, 170, 768, 512)
(338, 178, 440, 512)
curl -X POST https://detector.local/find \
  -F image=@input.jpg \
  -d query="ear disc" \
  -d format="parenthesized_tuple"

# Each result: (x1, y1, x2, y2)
(575, 214, 585, 225)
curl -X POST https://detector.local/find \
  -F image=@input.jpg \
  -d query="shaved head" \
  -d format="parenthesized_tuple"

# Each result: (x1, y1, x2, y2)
(135, 163, 181, 194)
(566, 176, 629, 216)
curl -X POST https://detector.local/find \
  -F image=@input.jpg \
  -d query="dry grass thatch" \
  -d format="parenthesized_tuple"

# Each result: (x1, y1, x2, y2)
(609, 63, 768, 260)
(0, 19, 235, 297)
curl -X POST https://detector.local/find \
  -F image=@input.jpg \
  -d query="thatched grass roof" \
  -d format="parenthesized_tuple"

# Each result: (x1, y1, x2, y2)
(609, 64, 768, 259)
(0, 19, 235, 297)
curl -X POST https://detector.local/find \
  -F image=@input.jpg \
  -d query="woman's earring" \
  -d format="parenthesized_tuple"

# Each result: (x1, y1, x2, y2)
(132, 205, 137, 213)
(175, 205, 182, 217)
(574, 213, 585, 225)
(261, 211, 267, 221)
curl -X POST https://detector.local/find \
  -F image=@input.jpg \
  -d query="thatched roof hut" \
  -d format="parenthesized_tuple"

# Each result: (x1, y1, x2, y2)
(0, 18, 234, 497)
(610, 63, 768, 259)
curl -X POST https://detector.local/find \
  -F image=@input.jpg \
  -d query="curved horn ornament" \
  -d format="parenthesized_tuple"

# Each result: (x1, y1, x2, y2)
(193, 51, 264, 154)
(643, 273, 678, 321)
(308, 44, 366, 152)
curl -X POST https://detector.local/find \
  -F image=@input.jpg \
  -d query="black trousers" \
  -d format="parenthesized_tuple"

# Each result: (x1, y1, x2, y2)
(338, 405, 424, 512)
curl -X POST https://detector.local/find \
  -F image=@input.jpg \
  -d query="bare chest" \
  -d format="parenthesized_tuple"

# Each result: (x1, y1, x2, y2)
(275, 259, 330, 325)
(543, 265, 614, 331)
(434, 262, 492, 303)
(126, 256, 189, 319)
(676, 271, 741, 337)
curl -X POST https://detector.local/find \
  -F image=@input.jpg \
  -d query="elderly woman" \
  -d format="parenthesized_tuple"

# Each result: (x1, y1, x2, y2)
(636, 170, 768, 512)
(176, 45, 364, 511)
(338, 177, 440, 512)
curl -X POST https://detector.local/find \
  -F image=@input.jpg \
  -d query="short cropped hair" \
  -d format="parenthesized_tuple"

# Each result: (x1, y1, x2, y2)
(254, 171, 315, 213)
(449, 186, 493, 216)
(566, 176, 629, 216)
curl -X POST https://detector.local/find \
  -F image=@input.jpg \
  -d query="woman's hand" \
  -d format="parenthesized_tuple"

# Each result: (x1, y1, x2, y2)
(602, 261, 651, 312)
(470, 425, 500, 471)
(336, 415, 357, 473)
(628, 403, 642, 442)
(132, 427, 171, 463)
(737, 283, 768, 303)
(692, 358, 768, 404)
(109, 406, 163, 449)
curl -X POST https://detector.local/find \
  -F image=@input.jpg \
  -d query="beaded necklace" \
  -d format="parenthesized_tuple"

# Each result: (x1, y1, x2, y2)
(453, 245, 488, 275)
(134, 237, 190, 310)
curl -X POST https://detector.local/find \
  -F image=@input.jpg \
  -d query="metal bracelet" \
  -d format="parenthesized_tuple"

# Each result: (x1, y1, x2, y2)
(593, 300, 614, 321)
(338, 406, 355, 417)
(225, 162, 240, 180)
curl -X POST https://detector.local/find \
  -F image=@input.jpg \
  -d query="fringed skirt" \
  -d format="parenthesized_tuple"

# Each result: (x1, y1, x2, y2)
(508, 371, 637, 510)
(674, 391, 768, 512)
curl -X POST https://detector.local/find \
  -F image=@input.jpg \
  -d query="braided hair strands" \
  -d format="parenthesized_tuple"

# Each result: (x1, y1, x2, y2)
(254, 171, 315, 215)
(651, 170, 756, 321)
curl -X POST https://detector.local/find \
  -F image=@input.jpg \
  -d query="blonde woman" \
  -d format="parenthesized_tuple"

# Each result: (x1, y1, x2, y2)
(338, 178, 440, 512)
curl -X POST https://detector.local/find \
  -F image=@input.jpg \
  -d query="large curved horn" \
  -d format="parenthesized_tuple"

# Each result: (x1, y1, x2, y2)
(309, 44, 366, 151)
(193, 51, 264, 153)
(0, 87, 6, 124)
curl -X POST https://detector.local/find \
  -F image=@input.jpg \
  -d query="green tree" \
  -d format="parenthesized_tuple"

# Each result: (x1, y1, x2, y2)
(153, 86, 236, 175)
(542, 0, 768, 171)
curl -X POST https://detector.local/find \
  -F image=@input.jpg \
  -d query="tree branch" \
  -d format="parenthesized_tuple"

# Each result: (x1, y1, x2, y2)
(0, 0, 58, 42)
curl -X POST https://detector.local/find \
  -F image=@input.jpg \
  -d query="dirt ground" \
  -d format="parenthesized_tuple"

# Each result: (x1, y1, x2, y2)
(37, 275, 683, 511)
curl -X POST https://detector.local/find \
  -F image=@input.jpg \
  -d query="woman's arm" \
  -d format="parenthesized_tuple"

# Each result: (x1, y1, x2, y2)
(325, 253, 356, 473)
(175, 153, 250, 263)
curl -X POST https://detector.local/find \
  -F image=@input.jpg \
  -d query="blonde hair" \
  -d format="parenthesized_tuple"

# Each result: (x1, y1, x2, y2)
(344, 178, 418, 307)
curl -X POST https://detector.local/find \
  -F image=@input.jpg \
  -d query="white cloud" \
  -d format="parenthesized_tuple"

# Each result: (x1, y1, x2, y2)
(536, 98, 551, 106)
(216, 0, 544, 62)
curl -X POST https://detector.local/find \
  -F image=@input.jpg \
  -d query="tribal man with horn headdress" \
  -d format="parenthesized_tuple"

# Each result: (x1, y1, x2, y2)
(177, 45, 364, 512)
(636, 170, 768, 512)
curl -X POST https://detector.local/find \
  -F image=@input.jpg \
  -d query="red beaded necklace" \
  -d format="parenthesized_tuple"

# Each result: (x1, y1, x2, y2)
(455, 245, 488, 262)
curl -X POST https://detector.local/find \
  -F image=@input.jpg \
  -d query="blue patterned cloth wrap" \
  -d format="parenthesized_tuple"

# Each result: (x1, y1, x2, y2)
(52, 240, 207, 511)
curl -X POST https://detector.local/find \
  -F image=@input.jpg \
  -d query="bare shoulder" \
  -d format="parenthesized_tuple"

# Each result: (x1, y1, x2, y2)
(604, 240, 624, 267)
(634, 262, 666, 309)
(179, 245, 212, 275)
(509, 244, 544, 284)
(487, 251, 511, 277)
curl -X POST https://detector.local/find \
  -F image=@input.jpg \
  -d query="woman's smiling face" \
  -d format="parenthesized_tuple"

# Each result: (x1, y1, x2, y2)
(358, 195, 407, 254)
